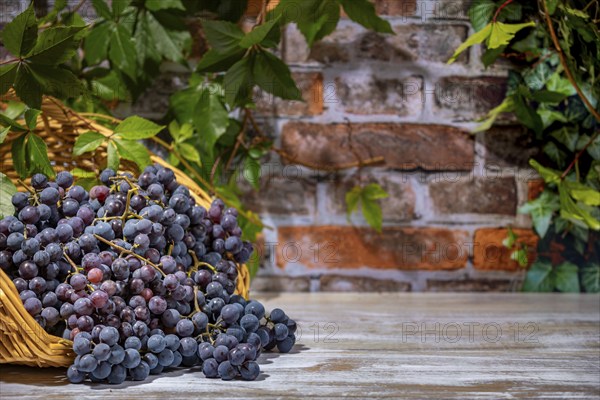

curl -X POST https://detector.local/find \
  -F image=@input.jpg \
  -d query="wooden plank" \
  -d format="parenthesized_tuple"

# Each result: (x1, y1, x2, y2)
(0, 293, 598, 399)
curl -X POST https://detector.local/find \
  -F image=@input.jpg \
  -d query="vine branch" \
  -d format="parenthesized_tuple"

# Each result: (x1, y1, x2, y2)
(493, 0, 515, 22)
(541, 0, 600, 122)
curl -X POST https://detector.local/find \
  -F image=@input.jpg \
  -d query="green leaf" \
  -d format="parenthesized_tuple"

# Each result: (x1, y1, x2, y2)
(11, 134, 27, 179)
(28, 63, 84, 101)
(196, 48, 246, 73)
(146, 0, 184, 11)
(224, 55, 254, 107)
(0, 173, 17, 219)
(253, 50, 302, 100)
(73, 131, 106, 156)
(0, 64, 18, 95)
(559, 184, 600, 230)
(587, 135, 600, 161)
(176, 142, 201, 165)
(243, 157, 261, 190)
(27, 133, 55, 177)
(362, 183, 388, 200)
(487, 21, 535, 49)
(502, 227, 517, 248)
(522, 260, 554, 292)
(554, 262, 580, 292)
(1, 3, 37, 56)
(551, 127, 579, 152)
(2, 101, 26, 120)
(546, 0, 559, 15)
(543, 141, 566, 167)
(71, 168, 97, 178)
(532, 90, 568, 104)
(27, 26, 85, 65)
(146, 12, 190, 63)
(539, 108, 568, 128)
(106, 141, 119, 171)
(13, 63, 43, 109)
(546, 73, 577, 96)
(362, 197, 383, 233)
(24, 109, 41, 131)
(193, 90, 230, 158)
(108, 23, 137, 79)
(530, 159, 561, 184)
(581, 263, 600, 293)
(85, 23, 112, 65)
(114, 116, 164, 140)
(510, 248, 529, 267)
(240, 16, 281, 48)
(564, 181, 600, 206)
(275, 0, 340, 46)
(92, 0, 112, 20)
(0, 127, 9, 145)
(519, 190, 560, 238)
(202, 20, 244, 52)
(112, 0, 131, 16)
(469, 0, 495, 32)
(448, 23, 492, 64)
(513, 94, 543, 135)
(345, 186, 362, 219)
(134, 11, 161, 65)
(113, 139, 151, 170)
(339, 0, 393, 34)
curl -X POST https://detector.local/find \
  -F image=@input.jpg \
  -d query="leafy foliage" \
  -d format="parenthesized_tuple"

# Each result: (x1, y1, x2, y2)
(345, 183, 389, 233)
(458, 0, 600, 292)
(0, 0, 394, 278)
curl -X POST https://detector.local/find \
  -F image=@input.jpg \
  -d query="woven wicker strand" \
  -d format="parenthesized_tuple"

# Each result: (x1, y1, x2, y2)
(0, 93, 250, 367)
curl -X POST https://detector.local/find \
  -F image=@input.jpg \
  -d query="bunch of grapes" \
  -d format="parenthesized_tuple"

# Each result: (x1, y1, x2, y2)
(0, 165, 296, 383)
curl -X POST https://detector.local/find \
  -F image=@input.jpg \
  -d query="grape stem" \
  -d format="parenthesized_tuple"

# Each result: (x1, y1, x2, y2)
(92, 234, 167, 277)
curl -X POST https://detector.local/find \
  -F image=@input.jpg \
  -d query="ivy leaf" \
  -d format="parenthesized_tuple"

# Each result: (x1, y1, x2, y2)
(106, 141, 119, 171)
(502, 226, 517, 248)
(513, 94, 543, 135)
(24, 109, 41, 131)
(243, 157, 261, 190)
(224, 55, 255, 107)
(146, 0, 185, 11)
(73, 131, 106, 156)
(193, 90, 230, 158)
(539, 108, 568, 128)
(551, 127, 579, 152)
(546, 0, 559, 15)
(469, 0, 495, 32)
(240, 15, 281, 48)
(113, 139, 151, 170)
(530, 159, 561, 184)
(196, 48, 246, 73)
(448, 23, 492, 64)
(522, 260, 554, 292)
(559, 184, 600, 230)
(345, 186, 362, 220)
(339, 0, 393, 34)
(473, 97, 514, 132)
(543, 142, 566, 167)
(27, 26, 85, 65)
(114, 116, 164, 140)
(546, 73, 577, 96)
(518, 191, 560, 238)
(85, 22, 112, 65)
(0, 173, 17, 219)
(176, 142, 201, 165)
(0, 64, 18, 95)
(11, 134, 27, 179)
(564, 181, 600, 206)
(1, 3, 37, 56)
(487, 21, 535, 49)
(91, 0, 112, 20)
(202, 20, 245, 52)
(362, 197, 383, 233)
(554, 262, 580, 292)
(587, 135, 600, 160)
(108, 23, 137, 79)
(531, 90, 568, 104)
(253, 50, 302, 100)
(27, 133, 55, 177)
(0, 127, 9, 145)
(581, 263, 600, 293)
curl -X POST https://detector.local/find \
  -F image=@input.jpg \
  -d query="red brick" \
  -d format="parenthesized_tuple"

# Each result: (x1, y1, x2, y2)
(473, 228, 539, 271)
(434, 76, 508, 120)
(254, 72, 323, 116)
(280, 122, 474, 171)
(375, 0, 417, 16)
(430, 177, 517, 215)
(483, 125, 539, 168)
(320, 275, 411, 292)
(240, 177, 317, 216)
(528, 180, 545, 201)
(334, 74, 423, 116)
(276, 226, 470, 270)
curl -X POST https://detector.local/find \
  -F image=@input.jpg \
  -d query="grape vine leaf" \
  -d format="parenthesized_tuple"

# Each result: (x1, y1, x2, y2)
(114, 116, 164, 140)
(448, 23, 492, 64)
(253, 50, 302, 100)
(91, 0, 112, 20)
(202, 20, 245, 52)
(108, 23, 137, 79)
(240, 15, 281, 48)
(24, 109, 41, 131)
(0, 64, 18, 95)
(73, 131, 106, 156)
(27, 26, 85, 65)
(487, 21, 535, 49)
(176, 142, 201, 165)
(1, 3, 37, 56)
(345, 183, 388, 232)
(106, 141, 119, 171)
(193, 90, 230, 158)
(0, 173, 17, 219)
(27, 133, 56, 177)
(146, 0, 185, 11)
(275, 0, 340, 47)
(85, 22, 112, 65)
(224, 55, 255, 107)
(113, 138, 151, 170)
(338, 0, 393, 34)
(0, 127, 9, 145)
(11, 134, 27, 179)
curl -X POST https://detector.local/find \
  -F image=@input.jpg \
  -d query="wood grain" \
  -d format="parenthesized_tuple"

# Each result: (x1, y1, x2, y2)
(0, 293, 598, 399)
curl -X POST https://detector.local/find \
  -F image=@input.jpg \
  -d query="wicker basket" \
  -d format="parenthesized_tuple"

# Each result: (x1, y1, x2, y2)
(0, 93, 250, 367)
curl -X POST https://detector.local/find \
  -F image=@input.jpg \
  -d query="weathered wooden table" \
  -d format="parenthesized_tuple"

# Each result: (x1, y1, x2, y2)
(0, 293, 599, 399)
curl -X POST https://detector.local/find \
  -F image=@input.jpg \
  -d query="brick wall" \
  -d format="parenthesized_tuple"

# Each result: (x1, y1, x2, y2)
(4, 0, 541, 292)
